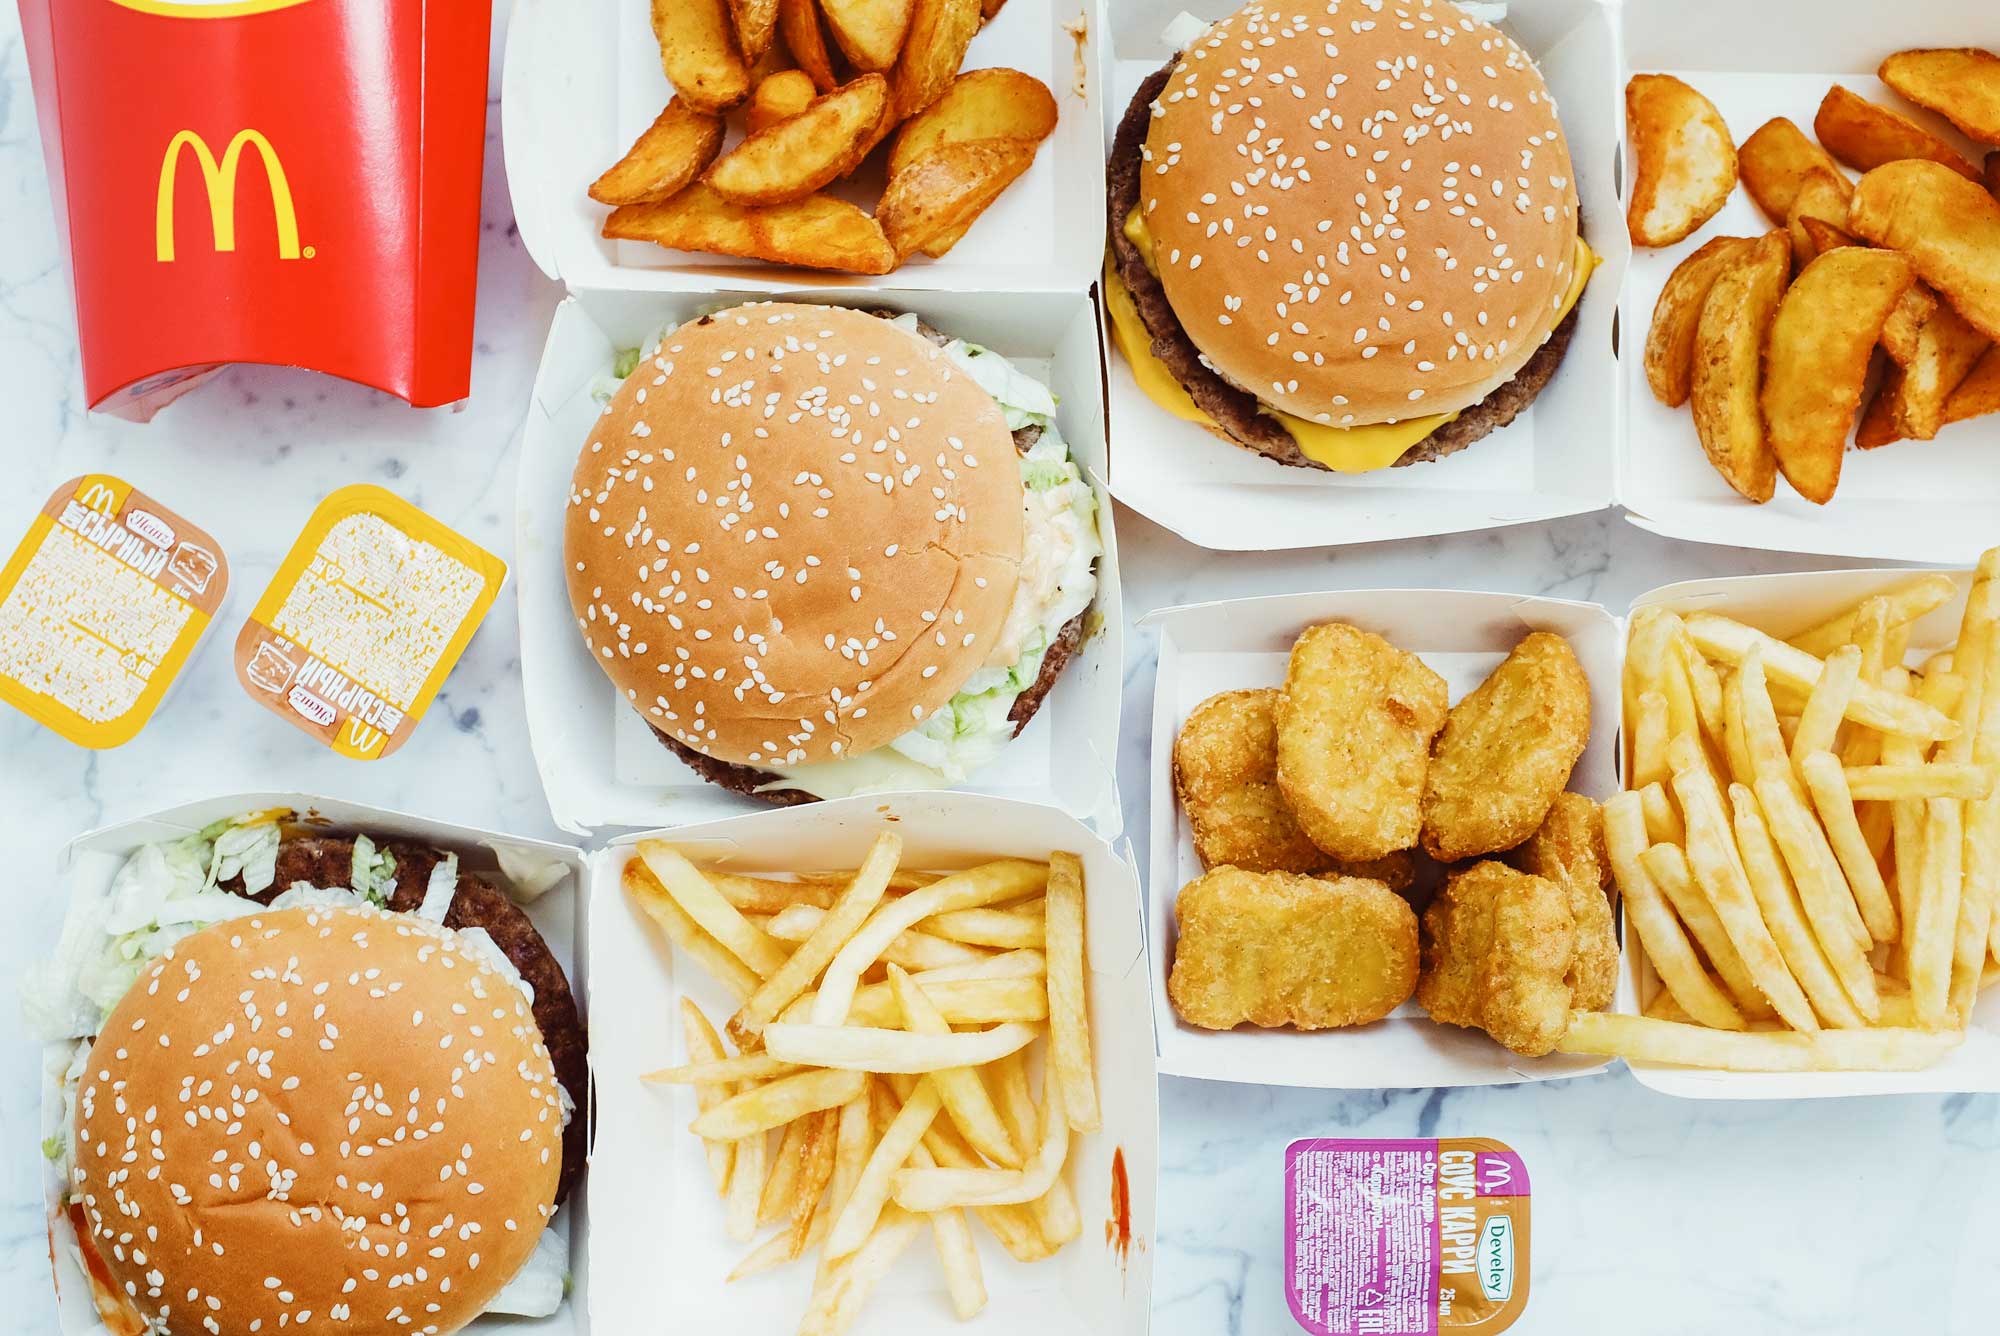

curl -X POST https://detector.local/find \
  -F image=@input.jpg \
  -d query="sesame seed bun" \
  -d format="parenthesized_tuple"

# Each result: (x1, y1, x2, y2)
(566, 303, 1024, 771)
(70, 907, 564, 1336)
(1140, 0, 1581, 427)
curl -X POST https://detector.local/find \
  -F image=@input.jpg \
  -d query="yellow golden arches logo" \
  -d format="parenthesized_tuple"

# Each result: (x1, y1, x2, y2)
(155, 129, 304, 262)
(108, 0, 316, 18)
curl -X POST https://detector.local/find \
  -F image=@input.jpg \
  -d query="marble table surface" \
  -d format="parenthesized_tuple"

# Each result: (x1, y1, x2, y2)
(1, 11, 1994, 1335)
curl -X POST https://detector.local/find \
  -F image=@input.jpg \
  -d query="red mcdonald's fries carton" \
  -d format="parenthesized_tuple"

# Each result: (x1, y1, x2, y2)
(17, 0, 493, 420)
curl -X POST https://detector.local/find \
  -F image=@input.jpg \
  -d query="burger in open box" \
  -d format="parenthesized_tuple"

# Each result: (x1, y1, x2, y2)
(1104, 0, 1599, 474)
(566, 301, 1104, 803)
(25, 811, 585, 1335)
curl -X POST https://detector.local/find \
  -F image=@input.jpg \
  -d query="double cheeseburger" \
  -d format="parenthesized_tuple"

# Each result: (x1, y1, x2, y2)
(30, 816, 585, 1336)
(567, 302, 1102, 803)
(1106, 0, 1598, 473)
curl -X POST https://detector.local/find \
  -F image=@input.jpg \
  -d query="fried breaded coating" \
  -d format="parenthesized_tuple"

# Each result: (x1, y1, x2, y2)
(1509, 792, 1618, 1012)
(1175, 689, 1331, 873)
(1417, 861, 1577, 1057)
(1421, 631, 1591, 863)
(1168, 868, 1419, 1030)
(1276, 624, 1449, 862)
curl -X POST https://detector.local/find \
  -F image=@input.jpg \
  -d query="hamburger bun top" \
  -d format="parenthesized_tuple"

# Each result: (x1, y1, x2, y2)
(71, 906, 564, 1336)
(566, 304, 1025, 770)
(1140, 0, 1581, 426)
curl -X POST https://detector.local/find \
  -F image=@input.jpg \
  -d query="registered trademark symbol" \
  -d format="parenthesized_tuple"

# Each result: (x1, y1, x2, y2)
(303, 245, 316, 258)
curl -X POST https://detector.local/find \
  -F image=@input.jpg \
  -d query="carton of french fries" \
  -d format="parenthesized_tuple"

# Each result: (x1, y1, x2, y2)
(501, 0, 1107, 293)
(1585, 565, 2000, 1098)
(584, 794, 1154, 1336)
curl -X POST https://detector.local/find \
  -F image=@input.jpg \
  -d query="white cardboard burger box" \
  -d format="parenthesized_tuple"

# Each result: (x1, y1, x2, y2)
(515, 288, 1125, 837)
(38, 791, 1158, 1335)
(37, 794, 592, 1336)
(501, 0, 1110, 296)
(584, 793, 1157, 1336)
(1096, 0, 1629, 553)
(1144, 588, 1622, 1087)
(1615, 568, 2000, 1100)
(1619, 0, 2000, 565)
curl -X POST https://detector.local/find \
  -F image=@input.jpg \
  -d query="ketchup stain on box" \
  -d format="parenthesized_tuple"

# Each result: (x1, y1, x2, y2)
(1286, 1137, 1531, 1336)
(235, 485, 504, 760)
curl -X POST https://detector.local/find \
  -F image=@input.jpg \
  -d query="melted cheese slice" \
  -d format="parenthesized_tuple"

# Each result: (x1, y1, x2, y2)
(1110, 209, 1599, 473)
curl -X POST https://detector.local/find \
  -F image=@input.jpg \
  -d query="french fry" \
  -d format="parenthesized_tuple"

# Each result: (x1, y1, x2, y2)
(1880, 48, 2000, 145)
(626, 861, 762, 1002)
(1798, 751, 1900, 945)
(919, 1116, 1056, 1262)
(652, 0, 752, 114)
(1556, 1012, 1961, 1071)
(758, 1108, 820, 1226)
(1951, 591, 2000, 1016)
(639, 841, 791, 975)
(1789, 645, 1863, 767)
(1721, 673, 1757, 787)
(1685, 613, 1958, 741)
(1738, 117, 1851, 226)
(765, 1021, 1038, 1073)
(1626, 74, 1738, 247)
(926, 904, 1044, 948)
(682, 1000, 739, 1193)
(1815, 84, 1981, 181)
(1639, 780, 1686, 846)
(1839, 599, 1893, 768)
(693, 1068, 870, 1140)
(892, 1056, 1069, 1211)
(645, 1052, 799, 1086)
(991, 1047, 1082, 1246)
(732, 832, 902, 1044)
(1910, 797, 1966, 1029)
(1633, 690, 1672, 790)
(1605, 793, 1745, 1030)
(726, 1122, 769, 1242)
(590, 99, 727, 205)
(843, 976, 1048, 1028)
(768, 903, 990, 972)
(1841, 764, 1995, 801)
(1639, 841, 1772, 1021)
(800, 1204, 925, 1336)
(825, 1079, 941, 1260)
(1728, 785, 1865, 1029)
(910, 1137, 987, 1319)
(1044, 852, 1099, 1132)
(887, 965, 1021, 1167)
(1645, 236, 1756, 407)
(811, 859, 1046, 1024)
(1669, 736, 1817, 1031)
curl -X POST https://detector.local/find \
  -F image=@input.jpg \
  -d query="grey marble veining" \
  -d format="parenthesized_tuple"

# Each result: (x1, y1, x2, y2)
(0, 7, 1993, 1334)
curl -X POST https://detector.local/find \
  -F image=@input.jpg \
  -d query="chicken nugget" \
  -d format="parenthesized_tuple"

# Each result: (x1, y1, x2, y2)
(1175, 689, 1330, 873)
(1276, 624, 1448, 862)
(1509, 792, 1618, 1012)
(1417, 861, 1577, 1057)
(1422, 632, 1591, 863)
(1168, 868, 1419, 1030)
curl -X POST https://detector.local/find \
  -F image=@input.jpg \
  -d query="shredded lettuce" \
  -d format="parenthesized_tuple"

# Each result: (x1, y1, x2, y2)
(351, 835, 398, 907)
(206, 820, 280, 895)
(417, 854, 460, 923)
(458, 927, 537, 1009)
(486, 1222, 570, 1317)
(612, 346, 643, 379)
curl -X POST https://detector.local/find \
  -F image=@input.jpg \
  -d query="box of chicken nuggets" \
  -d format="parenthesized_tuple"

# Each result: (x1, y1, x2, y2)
(501, 0, 1110, 295)
(17, 0, 492, 419)
(1142, 588, 1622, 1089)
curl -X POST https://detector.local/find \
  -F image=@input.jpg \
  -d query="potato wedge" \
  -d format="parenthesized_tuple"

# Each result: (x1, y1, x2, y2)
(1645, 235, 1754, 408)
(822, 0, 914, 73)
(1762, 247, 1915, 503)
(1690, 231, 1791, 503)
(892, 0, 981, 119)
(1815, 84, 1980, 182)
(1785, 170, 1851, 271)
(981, 0, 1005, 18)
(1798, 216, 1858, 257)
(589, 99, 726, 206)
(604, 185, 897, 274)
(879, 138, 1038, 257)
(1987, 150, 2000, 201)
(1944, 346, 2000, 427)
(1739, 118, 1850, 226)
(919, 218, 974, 258)
(654, 0, 752, 114)
(777, 0, 840, 92)
(1626, 74, 1738, 247)
(1849, 160, 2000, 341)
(730, 0, 781, 63)
(706, 74, 889, 205)
(748, 68, 820, 134)
(1880, 304, 1992, 441)
(1879, 285, 1941, 368)
(887, 67, 1059, 178)
(1880, 48, 2000, 147)
(1855, 370, 1906, 450)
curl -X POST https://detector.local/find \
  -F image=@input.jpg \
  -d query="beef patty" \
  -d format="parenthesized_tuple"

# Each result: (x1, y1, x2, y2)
(650, 313, 1097, 803)
(230, 835, 589, 1206)
(1108, 57, 1579, 471)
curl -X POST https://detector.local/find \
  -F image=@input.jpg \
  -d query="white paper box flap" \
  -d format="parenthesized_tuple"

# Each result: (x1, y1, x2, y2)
(585, 794, 1156, 1335)
(502, 0, 1109, 295)
(1097, 0, 1624, 552)
(39, 794, 590, 1335)
(1145, 588, 1620, 1088)
(518, 290, 1124, 837)
(1616, 568, 2000, 1099)
(1619, 0, 2000, 564)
